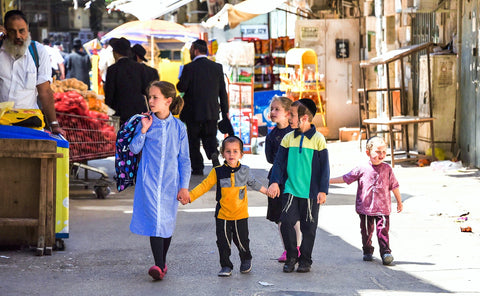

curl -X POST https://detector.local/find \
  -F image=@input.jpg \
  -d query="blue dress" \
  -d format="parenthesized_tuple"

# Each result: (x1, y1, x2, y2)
(129, 113, 191, 237)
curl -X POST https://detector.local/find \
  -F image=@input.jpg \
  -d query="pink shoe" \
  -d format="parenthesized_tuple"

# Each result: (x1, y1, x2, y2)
(148, 265, 165, 280)
(278, 251, 287, 262)
(297, 246, 301, 258)
(163, 264, 168, 274)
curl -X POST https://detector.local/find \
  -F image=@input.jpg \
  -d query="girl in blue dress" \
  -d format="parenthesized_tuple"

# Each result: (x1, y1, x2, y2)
(264, 96, 301, 262)
(129, 81, 191, 280)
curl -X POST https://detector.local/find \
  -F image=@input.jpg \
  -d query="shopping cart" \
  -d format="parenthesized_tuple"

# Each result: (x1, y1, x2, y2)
(57, 112, 119, 198)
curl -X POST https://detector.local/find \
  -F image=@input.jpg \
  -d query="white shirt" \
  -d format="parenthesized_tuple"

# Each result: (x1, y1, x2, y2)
(0, 41, 52, 109)
(44, 45, 64, 70)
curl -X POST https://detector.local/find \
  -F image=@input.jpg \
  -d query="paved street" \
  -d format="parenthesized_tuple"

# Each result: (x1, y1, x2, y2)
(1, 141, 479, 296)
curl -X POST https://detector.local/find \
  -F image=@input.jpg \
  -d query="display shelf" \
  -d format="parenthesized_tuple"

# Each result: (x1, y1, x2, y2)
(279, 48, 327, 127)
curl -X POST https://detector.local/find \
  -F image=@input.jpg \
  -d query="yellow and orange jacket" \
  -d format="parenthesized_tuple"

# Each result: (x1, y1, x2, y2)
(189, 162, 264, 221)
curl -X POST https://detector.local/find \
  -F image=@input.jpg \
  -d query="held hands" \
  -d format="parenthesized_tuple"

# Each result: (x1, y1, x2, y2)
(267, 183, 280, 199)
(177, 188, 190, 205)
(140, 113, 153, 134)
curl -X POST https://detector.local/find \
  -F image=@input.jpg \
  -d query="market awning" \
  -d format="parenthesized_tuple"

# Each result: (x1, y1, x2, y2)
(106, 0, 195, 21)
(202, 0, 288, 30)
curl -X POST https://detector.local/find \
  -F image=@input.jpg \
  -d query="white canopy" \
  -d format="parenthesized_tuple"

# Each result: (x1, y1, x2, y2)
(106, 0, 195, 21)
(202, 0, 288, 30)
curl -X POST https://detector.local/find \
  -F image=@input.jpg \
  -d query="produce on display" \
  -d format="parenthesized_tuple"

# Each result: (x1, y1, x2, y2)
(53, 79, 116, 159)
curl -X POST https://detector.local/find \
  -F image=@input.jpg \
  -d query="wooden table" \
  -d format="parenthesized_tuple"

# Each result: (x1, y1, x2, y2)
(363, 116, 435, 167)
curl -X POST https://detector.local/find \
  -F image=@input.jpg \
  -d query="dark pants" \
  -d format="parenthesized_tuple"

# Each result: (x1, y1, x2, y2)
(150, 236, 171, 270)
(215, 218, 252, 269)
(186, 120, 218, 172)
(280, 194, 319, 266)
(359, 214, 391, 256)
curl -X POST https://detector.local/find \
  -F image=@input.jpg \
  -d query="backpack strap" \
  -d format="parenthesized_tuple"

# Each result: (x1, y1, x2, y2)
(28, 41, 40, 71)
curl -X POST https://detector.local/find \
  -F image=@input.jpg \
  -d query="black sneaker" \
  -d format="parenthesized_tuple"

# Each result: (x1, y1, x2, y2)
(283, 258, 297, 273)
(218, 266, 232, 277)
(296, 262, 311, 273)
(363, 254, 373, 261)
(240, 259, 252, 273)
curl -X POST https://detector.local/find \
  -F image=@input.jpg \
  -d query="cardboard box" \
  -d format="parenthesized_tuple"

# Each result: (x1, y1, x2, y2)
(339, 127, 366, 142)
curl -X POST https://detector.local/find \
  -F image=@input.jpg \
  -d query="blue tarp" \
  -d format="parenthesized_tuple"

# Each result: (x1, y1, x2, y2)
(0, 125, 68, 148)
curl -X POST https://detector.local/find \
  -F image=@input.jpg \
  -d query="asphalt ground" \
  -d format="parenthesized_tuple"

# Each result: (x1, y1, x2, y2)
(1, 140, 479, 296)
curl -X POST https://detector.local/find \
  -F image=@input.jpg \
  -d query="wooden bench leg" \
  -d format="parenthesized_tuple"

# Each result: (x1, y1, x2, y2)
(37, 159, 47, 256)
(45, 158, 54, 256)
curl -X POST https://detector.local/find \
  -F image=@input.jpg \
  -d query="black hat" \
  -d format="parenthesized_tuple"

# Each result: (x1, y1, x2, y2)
(298, 98, 317, 116)
(218, 118, 234, 136)
(110, 37, 131, 56)
(131, 44, 147, 62)
(73, 38, 82, 48)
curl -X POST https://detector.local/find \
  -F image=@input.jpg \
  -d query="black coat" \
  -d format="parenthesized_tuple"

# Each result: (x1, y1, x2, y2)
(176, 57, 228, 122)
(104, 57, 148, 123)
(142, 63, 159, 85)
(65, 49, 91, 88)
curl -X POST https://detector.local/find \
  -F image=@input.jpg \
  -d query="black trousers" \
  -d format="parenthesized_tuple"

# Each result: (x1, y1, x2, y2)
(280, 194, 319, 266)
(150, 236, 171, 270)
(186, 120, 218, 172)
(215, 218, 252, 269)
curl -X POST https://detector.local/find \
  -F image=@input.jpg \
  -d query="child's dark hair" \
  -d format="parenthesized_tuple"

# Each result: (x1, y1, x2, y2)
(291, 99, 314, 121)
(220, 136, 244, 155)
(147, 81, 184, 115)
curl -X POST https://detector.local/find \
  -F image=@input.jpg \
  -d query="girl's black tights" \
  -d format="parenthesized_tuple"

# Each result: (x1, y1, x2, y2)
(149, 236, 171, 269)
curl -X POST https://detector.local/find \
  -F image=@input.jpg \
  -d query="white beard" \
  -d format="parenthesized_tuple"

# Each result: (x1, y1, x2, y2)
(3, 35, 31, 60)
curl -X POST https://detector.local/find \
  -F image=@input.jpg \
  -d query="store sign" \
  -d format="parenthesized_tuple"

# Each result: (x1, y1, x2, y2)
(240, 25, 269, 40)
(300, 26, 320, 41)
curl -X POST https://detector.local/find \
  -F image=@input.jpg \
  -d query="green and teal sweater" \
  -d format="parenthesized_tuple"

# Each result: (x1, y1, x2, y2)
(270, 124, 330, 199)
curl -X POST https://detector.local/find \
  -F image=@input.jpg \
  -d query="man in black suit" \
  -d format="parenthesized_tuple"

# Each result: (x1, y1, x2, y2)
(131, 44, 159, 85)
(104, 37, 148, 125)
(177, 39, 229, 175)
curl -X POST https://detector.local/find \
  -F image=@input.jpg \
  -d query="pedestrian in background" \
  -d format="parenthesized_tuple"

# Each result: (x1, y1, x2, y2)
(0, 10, 63, 135)
(65, 38, 91, 88)
(264, 96, 302, 263)
(187, 136, 267, 277)
(330, 136, 403, 265)
(42, 38, 65, 80)
(267, 98, 330, 274)
(129, 81, 191, 281)
(98, 40, 114, 82)
(104, 37, 148, 125)
(131, 44, 159, 84)
(177, 39, 229, 175)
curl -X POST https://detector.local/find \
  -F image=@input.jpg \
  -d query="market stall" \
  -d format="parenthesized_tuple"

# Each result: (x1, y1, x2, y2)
(216, 41, 257, 153)
(0, 126, 68, 255)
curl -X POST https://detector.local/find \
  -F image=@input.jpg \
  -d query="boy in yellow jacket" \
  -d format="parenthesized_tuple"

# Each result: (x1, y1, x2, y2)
(187, 136, 267, 277)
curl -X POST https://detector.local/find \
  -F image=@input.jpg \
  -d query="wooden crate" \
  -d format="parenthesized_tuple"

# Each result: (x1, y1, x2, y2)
(339, 127, 366, 142)
(0, 139, 62, 255)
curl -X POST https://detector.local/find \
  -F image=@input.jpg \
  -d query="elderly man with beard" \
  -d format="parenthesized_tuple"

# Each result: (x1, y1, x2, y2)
(0, 10, 64, 135)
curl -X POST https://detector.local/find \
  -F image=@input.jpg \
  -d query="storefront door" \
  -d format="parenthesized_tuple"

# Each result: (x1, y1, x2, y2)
(460, 0, 480, 167)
